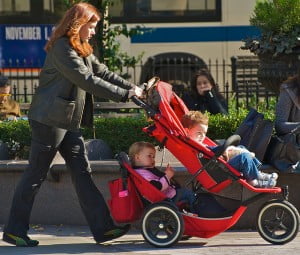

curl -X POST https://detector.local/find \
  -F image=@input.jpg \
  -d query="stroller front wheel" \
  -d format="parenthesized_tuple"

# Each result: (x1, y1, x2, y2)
(141, 202, 184, 247)
(257, 199, 300, 245)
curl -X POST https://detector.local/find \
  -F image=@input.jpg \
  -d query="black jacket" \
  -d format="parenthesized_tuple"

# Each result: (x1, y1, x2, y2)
(28, 37, 134, 131)
(182, 89, 228, 115)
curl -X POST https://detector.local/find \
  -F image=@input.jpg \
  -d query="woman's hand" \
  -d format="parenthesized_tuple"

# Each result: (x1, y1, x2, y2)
(128, 86, 143, 98)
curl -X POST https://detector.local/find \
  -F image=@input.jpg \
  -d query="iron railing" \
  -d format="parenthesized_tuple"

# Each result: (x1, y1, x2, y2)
(0, 56, 277, 110)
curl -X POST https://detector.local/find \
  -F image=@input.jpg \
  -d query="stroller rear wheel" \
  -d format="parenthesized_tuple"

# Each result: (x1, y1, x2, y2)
(141, 202, 184, 247)
(257, 199, 299, 244)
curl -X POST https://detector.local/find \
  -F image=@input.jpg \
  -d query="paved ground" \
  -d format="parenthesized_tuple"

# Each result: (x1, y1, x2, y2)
(0, 225, 299, 255)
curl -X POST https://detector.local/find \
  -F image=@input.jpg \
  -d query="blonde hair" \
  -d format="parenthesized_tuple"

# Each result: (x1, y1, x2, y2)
(181, 111, 209, 129)
(45, 2, 101, 57)
(129, 141, 155, 166)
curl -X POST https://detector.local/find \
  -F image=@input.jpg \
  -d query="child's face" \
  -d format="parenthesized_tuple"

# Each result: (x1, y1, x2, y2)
(134, 147, 156, 168)
(187, 124, 208, 143)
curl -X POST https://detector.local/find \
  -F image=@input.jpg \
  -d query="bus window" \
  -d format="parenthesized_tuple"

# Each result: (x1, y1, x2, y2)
(110, 0, 221, 23)
(0, 0, 30, 13)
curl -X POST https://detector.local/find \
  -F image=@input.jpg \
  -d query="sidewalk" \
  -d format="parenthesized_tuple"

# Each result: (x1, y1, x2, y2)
(0, 225, 299, 255)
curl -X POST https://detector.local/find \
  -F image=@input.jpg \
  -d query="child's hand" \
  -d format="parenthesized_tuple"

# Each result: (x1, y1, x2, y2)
(222, 146, 239, 161)
(165, 163, 175, 179)
(223, 146, 255, 161)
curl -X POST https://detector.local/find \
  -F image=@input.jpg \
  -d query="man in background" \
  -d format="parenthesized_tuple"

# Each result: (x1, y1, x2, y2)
(0, 75, 21, 121)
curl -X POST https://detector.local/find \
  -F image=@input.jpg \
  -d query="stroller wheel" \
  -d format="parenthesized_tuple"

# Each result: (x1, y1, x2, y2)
(141, 202, 184, 247)
(257, 199, 300, 245)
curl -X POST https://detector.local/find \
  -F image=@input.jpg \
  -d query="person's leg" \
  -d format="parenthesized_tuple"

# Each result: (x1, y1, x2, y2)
(228, 152, 259, 181)
(58, 131, 129, 243)
(172, 188, 196, 212)
(3, 120, 66, 246)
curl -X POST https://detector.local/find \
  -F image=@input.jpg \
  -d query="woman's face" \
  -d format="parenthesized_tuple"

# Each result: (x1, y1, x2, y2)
(79, 21, 98, 42)
(196, 75, 213, 96)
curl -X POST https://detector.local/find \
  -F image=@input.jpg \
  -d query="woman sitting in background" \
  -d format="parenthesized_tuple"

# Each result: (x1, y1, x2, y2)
(182, 69, 228, 115)
(272, 72, 300, 172)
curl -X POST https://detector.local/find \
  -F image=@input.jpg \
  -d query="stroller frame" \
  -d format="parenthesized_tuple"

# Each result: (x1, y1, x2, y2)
(109, 77, 300, 247)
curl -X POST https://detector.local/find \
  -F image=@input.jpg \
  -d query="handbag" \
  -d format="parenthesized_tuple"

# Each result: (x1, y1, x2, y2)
(108, 176, 144, 223)
(265, 127, 300, 172)
(235, 108, 274, 161)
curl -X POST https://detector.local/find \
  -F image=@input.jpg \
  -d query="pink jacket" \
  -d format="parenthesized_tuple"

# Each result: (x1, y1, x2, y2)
(135, 168, 176, 199)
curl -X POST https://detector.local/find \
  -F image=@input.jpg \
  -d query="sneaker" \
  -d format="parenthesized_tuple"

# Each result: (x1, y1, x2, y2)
(96, 224, 130, 243)
(2, 232, 39, 247)
(258, 171, 278, 181)
(249, 178, 277, 188)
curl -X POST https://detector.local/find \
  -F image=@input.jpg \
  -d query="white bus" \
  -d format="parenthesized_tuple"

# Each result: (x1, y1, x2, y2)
(109, 0, 259, 87)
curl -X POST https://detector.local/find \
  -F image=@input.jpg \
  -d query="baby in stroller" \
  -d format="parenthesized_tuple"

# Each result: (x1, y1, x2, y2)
(129, 141, 197, 214)
(181, 110, 278, 188)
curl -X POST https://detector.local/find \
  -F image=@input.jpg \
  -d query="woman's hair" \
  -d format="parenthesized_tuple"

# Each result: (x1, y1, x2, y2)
(128, 141, 155, 165)
(181, 110, 209, 129)
(283, 69, 300, 99)
(191, 69, 218, 96)
(44, 2, 101, 57)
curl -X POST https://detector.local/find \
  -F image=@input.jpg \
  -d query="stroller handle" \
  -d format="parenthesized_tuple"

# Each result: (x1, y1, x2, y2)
(131, 95, 157, 117)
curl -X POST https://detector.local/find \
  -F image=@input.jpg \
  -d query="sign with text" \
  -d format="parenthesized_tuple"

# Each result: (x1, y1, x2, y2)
(0, 24, 54, 68)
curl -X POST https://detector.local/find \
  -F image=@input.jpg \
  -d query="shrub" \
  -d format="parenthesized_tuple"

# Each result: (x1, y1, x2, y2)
(0, 108, 272, 160)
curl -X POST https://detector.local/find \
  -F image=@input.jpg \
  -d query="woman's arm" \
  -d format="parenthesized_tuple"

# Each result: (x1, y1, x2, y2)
(206, 90, 228, 114)
(50, 38, 130, 102)
(90, 54, 135, 90)
(275, 88, 300, 135)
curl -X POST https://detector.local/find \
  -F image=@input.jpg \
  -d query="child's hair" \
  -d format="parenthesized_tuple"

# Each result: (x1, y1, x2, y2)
(128, 141, 155, 166)
(181, 111, 209, 129)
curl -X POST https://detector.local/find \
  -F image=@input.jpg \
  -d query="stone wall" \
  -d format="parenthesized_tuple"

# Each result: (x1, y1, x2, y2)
(1, 160, 299, 230)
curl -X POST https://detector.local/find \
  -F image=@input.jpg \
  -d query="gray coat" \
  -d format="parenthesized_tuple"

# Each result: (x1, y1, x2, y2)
(28, 37, 134, 131)
(275, 83, 300, 135)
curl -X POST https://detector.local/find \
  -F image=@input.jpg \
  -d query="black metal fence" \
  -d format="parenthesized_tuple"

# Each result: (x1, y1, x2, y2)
(0, 55, 277, 110)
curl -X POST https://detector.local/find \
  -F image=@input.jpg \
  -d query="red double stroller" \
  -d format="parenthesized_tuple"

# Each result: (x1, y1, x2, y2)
(108, 77, 299, 247)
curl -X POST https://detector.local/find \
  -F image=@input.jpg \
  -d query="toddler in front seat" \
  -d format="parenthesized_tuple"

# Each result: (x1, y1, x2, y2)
(129, 141, 197, 213)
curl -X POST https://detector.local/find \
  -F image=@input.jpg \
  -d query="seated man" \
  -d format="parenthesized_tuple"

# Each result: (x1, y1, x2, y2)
(0, 75, 21, 121)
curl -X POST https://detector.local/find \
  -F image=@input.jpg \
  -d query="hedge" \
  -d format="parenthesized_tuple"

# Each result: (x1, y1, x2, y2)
(0, 108, 273, 160)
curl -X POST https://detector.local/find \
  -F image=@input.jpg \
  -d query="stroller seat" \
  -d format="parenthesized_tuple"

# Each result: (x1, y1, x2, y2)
(143, 79, 281, 194)
(117, 152, 167, 203)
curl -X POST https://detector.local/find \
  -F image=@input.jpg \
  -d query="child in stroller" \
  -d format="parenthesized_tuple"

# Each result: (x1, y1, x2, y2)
(128, 141, 197, 214)
(181, 110, 278, 188)
(108, 77, 299, 247)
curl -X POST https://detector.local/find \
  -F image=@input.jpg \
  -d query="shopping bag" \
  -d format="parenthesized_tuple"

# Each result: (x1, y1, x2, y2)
(108, 177, 144, 223)
(265, 128, 300, 172)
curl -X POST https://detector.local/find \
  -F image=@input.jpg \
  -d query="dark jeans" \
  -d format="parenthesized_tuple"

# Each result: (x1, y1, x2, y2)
(4, 120, 114, 241)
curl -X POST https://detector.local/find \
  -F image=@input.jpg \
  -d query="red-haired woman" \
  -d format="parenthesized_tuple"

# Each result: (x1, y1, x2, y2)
(3, 2, 142, 246)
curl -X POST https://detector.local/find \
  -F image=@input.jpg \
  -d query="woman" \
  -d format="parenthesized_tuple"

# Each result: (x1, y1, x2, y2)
(273, 73, 300, 172)
(2, 2, 142, 247)
(182, 69, 228, 115)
